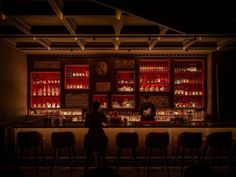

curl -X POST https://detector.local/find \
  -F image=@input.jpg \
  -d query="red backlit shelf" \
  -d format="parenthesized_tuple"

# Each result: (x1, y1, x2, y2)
(111, 95, 135, 109)
(64, 65, 89, 90)
(174, 60, 205, 108)
(30, 72, 61, 108)
(117, 71, 135, 92)
(93, 95, 108, 109)
(139, 60, 170, 92)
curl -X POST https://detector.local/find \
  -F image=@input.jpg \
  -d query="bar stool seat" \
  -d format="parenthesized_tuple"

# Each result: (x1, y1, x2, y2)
(50, 131, 76, 177)
(174, 132, 202, 177)
(145, 132, 170, 177)
(83, 133, 108, 172)
(116, 132, 139, 177)
(17, 131, 44, 177)
(205, 131, 233, 167)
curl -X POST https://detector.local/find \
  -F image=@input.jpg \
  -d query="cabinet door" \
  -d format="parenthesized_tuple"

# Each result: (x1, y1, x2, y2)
(64, 65, 89, 90)
(93, 95, 108, 109)
(139, 60, 170, 92)
(111, 95, 135, 109)
(174, 60, 205, 108)
(30, 72, 61, 108)
(117, 71, 135, 92)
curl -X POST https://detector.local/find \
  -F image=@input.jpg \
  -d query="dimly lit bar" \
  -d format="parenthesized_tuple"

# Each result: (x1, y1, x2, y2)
(1, 1, 236, 177)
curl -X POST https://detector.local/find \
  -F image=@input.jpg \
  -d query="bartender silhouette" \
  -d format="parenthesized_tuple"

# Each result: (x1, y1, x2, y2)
(139, 94, 156, 121)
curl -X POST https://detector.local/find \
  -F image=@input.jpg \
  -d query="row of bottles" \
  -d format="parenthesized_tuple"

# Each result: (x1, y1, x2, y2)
(66, 70, 89, 77)
(65, 83, 89, 89)
(174, 64, 202, 72)
(32, 85, 60, 96)
(117, 71, 135, 92)
(140, 84, 169, 92)
(174, 85, 203, 96)
(31, 101, 60, 108)
(174, 99, 202, 108)
(140, 64, 169, 72)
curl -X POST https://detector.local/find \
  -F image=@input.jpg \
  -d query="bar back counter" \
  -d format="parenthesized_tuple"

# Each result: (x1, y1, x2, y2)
(11, 120, 236, 159)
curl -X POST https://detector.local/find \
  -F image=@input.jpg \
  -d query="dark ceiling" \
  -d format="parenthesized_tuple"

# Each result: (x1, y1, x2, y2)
(0, 0, 235, 54)
(96, 0, 236, 34)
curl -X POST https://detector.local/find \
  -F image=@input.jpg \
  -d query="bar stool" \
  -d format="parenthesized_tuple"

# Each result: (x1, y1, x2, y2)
(50, 131, 76, 177)
(145, 132, 170, 177)
(174, 132, 202, 177)
(83, 133, 108, 172)
(204, 131, 233, 168)
(116, 132, 139, 177)
(17, 131, 44, 177)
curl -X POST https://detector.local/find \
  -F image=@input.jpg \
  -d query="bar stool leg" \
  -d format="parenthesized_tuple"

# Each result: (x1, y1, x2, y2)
(50, 148, 58, 177)
(146, 148, 152, 177)
(163, 147, 170, 177)
(116, 148, 122, 172)
(174, 145, 179, 167)
(35, 147, 38, 177)
(68, 147, 73, 177)
(131, 148, 139, 177)
(181, 147, 185, 177)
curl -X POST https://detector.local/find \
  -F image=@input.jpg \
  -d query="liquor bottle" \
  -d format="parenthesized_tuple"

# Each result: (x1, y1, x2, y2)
(43, 85, 46, 96)
(47, 85, 51, 96)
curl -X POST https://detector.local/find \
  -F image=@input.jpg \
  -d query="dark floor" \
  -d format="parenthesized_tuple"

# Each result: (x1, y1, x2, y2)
(19, 166, 236, 177)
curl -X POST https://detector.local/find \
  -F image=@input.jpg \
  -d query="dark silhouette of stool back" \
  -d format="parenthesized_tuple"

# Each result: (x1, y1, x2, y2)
(84, 133, 108, 151)
(17, 131, 43, 148)
(51, 131, 75, 148)
(17, 131, 44, 177)
(177, 132, 202, 148)
(145, 132, 170, 177)
(82, 167, 121, 177)
(145, 132, 169, 148)
(116, 132, 138, 149)
(50, 131, 76, 177)
(207, 131, 232, 148)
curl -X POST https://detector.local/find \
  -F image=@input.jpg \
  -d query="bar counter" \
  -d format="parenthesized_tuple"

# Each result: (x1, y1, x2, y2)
(10, 119, 236, 158)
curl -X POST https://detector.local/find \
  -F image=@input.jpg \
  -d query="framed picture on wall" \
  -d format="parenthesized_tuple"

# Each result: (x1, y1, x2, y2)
(96, 82, 111, 92)
(115, 60, 135, 69)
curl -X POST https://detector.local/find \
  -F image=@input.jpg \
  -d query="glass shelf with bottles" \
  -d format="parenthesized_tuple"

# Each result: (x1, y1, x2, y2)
(64, 65, 89, 90)
(117, 71, 135, 92)
(29, 109, 84, 123)
(30, 72, 61, 108)
(111, 95, 135, 109)
(93, 95, 108, 109)
(155, 108, 205, 122)
(174, 60, 205, 108)
(139, 60, 170, 92)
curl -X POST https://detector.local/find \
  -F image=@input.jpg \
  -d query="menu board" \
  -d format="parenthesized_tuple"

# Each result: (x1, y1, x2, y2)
(65, 93, 89, 108)
(33, 61, 60, 69)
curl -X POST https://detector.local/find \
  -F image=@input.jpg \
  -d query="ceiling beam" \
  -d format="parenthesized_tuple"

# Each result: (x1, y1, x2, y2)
(149, 27, 168, 49)
(7, 17, 51, 49)
(47, 0, 85, 50)
(217, 38, 236, 50)
(182, 38, 196, 50)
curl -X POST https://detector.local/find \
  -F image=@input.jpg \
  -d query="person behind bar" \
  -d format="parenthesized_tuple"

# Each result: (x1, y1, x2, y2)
(139, 94, 156, 121)
(85, 101, 108, 133)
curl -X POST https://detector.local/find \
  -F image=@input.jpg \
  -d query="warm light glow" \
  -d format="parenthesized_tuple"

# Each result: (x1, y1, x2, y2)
(33, 37, 37, 41)
(183, 47, 186, 50)
(81, 46, 85, 51)
(116, 10, 122, 20)
(74, 37, 77, 41)
(217, 46, 220, 50)
(198, 37, 202, 40)
(149, 46, 152, 50)
(116, 37, 119, 41)
(1, 14, 6, 20)
(48, 47, 51, 51)
(158, 37, 161, 41)
(115, 46, 118, 50)
(59, 13, 63, 20)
